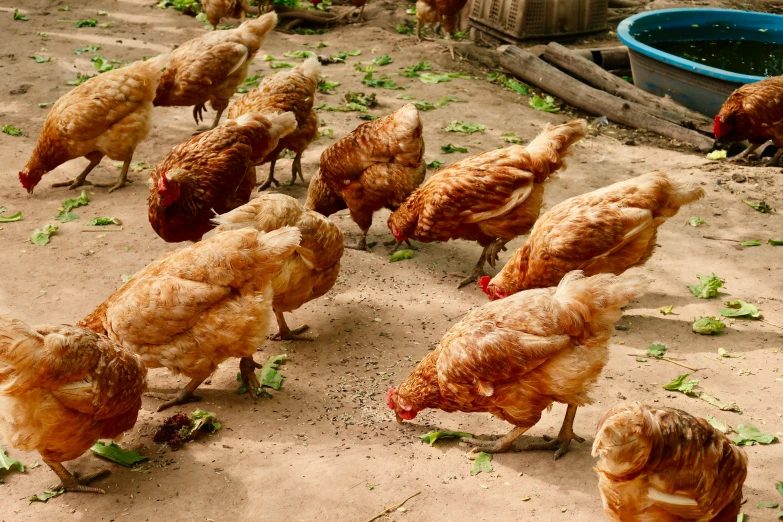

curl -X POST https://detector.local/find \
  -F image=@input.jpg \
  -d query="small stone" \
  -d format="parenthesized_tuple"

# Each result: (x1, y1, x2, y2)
(616, 392, 627, 400)
(521, 496, 531, 501)
(561, 508, 568, 513)
(614, 324, 628, 331)
(624, 139, 636, 146)
(731, 173, 747, 183)
(397, 507, 407, 513)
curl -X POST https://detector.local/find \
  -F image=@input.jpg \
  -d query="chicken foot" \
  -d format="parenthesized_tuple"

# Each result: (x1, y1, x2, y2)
(291, 151, 305, 184)
(460, 426, 530, 455)
(521, 404, 585, 460)
(766, 147, 783, 166)
(51, 152, 104, 189)
(92, 158, 133, 193)
(346, 229, 374, 251)
(239, 356, 265, 398)
(45, 460, 109, 494)
(192, 105, 224, 133)
(270, 309, 312, 341)
(257, 157, 281, 191)
(456, 239, 507, 288)
(385, 239, 414, 252)
(146, 376, 206, 412)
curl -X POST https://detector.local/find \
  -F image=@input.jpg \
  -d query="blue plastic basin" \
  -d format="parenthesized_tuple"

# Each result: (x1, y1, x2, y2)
(618, 8, 783, 117)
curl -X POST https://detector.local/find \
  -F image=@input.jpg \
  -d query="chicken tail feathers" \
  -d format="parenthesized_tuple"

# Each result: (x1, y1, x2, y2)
(299, 56, 322, 82)
(266, 111, 298, 140)
(0, 315, 45, 393)
(524, 119, 587, 183)
(237, 12, 278, 51)
(663, 174, 705, 208)
(255, 226, 302, 263)
(551, 270, 648, 338)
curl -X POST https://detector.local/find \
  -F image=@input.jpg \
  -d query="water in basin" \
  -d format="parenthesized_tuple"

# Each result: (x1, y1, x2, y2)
(650, 39, 783, 77)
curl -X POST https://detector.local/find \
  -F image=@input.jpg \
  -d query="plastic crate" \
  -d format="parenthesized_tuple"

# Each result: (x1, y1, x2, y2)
(469, 0, 608, 43)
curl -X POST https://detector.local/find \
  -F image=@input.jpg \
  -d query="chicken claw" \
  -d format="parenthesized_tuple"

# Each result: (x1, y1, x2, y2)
(146, 376, 205, 411)
(485, 239, 508, 269)
(457, 265, 487, 289)
(522, 404, 584, 460)
(239, 356, 263, 398)
(270, 310, 312, 341)
(46, 461, 109, 494)
(193, 103, 207, 125)
(460, 426, 529, 454)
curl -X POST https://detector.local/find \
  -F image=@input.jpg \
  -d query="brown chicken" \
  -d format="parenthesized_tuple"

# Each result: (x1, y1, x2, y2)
(154, 12, 277, 130)
(202, 0, 258, 30)
(213, 193, 344, 340)
(593, 402, 747, 522)
(481, 172, 704, 300)
(227, 57, 321, 190)
(148, 112, 296, 243)
(351, 0, 367, 21)
(79, 227, 301, 411)
(714, 75, 783, 166)
(389, 119, 586, 288)
(306, 103, 425, 251)
(18, 55, 170, 194)
(416, 0, 469, 59)
(387, 271, 647, 457)
(0, 315, 146, 494)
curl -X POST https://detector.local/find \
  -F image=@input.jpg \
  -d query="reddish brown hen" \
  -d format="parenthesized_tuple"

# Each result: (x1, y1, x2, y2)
(593, 402, 747, 522)
(306, 104, 425, 251)
(481, 171, 704, 300)
(416, 0, 469, 59)
(714, 75, 783, 165)
(387, 271, 647, 458)
(0, 316, 146, 494)
(148, 112, 296, 243)
(201, 0, 258, 30)
(227, 57, 321, 190)
(389, 119, 586, 287)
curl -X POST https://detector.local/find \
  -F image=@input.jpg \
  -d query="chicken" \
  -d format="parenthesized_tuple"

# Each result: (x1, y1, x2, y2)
(387, 271, 647, 457)
(306, 103, 425, 251)
(227, 57, 321, 190)
(593, 402, 747, 522)
(0, 316, 146, 494)
(352, 0, 367, 21)
(148, 112, 296, 243)
(17, 55, 169, 194)
(154, 12, 278, 131)
(202, 0, 258, 30)
(213, 193, 344, 340)
(481, 172, 704, 300)
(78, 227, 301, 411)
(713, 75, 783, 166)
(416, 0, 469, 59)
(389, 119, 586, 288)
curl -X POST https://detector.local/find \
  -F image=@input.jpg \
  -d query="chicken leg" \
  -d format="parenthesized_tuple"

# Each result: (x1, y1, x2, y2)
(522, 404, 585, 460)
(457, 238, 506, 288)
(146, 375, 206, 412)
(92, 158, 132, 193)
(51, 152, 104, 189)
(385, 239, 414, 252)
(257, 157, 281, 191)
(460, 426, 530, 454)
(270, 309, 311, 341)
(45, 460, 109, 494)
(766, 147, 783, 166)
(346, 228, 372, 251)
(291, 151, 305, 184)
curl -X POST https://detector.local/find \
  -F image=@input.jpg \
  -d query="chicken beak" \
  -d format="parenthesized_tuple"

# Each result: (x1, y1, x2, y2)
(395, 412, 404, 424)
(26, 186, 34, 195)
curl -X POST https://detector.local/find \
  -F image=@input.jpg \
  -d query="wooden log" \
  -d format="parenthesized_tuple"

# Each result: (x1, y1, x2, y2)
(498, 45, 715, 151)
(571, 46, 630, 70)
(608, 0, 646, 7)
(272, 5, 346, 23)
(543, 42, 713, 133)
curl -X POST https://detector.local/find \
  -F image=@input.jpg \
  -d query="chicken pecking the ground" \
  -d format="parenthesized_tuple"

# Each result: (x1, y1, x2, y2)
(593, 402, 747, 522)
(78, 227, 300, 411)
(227, 57, 321, 191)
(17, 55, 170, 194)
(416, 0, 469, 59)
(0, 315, 147, 494)
(154, 12, 277, 131)
(147, 112, 296, 243)
(713, 75, 783, 166)
(387, 271, 647, 458)
(212, 193, 344, 340)
(306, 103, 425, 251)
(389, 119, 586, 288)
(202, 0, 258, 30)
(480, 171, 704, 300)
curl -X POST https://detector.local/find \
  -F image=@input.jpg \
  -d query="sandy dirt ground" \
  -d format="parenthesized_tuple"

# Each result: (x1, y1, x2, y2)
(0, 0, 782, 521)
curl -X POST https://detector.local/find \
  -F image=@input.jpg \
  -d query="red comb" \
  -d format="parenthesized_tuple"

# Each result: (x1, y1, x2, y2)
(478, 276, 491, 294)
(385, 387, 396, 409)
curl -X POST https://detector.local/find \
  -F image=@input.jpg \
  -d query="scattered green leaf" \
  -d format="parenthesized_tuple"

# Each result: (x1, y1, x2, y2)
(396, 22, 415, 35)
(72, 18, 98, 27)
(706, 149, 727, 160)
(737, 513, 747, 522)
(284, 49, 316, 59)
(397, 94, 415, 100)
(236, 74, 262, 93)
(419, 72, 470, 84)
(0, 446, 24, 474)
(90, 442, 148, 467)
(344, 91, 376, 108)
(441, 144, 467, 154)
(419, 430, 473, 446)
(758, 502, 780, 509)
(718, 347, 745, 358)
(55, 211, 78, 223)
(769, 239, 783, 246)
(37, 32, 47, 37)
(692, 317, 726, 335)
(362, 73, 404, 90)
(86, 217, 121, 226)
(195, 11, 207, 22)
(30, 224, 58, 246)
(318, 128, 334, 139)
(0, 207, 22, 223)
(354, 63, 377, 73)
(92, 54, 125, 73)
(58, 4, 70, 10)
(98, 10, 109, 15)
(687, 216, 706, 227)
(719, 300, 760, 319)
(733, 424, 779, 446)
(13, 9, 29, 21)
(390, 249, 414, 262)
(270, 61, 295, 69)
(688, 273, 723, 299)
(529, 94, 559, 112)
(317, 80, 340, 94)
(293, 27, 329, 35)
(358, 114, 379, 120)
(67, 72, 96, 86)
(470, 452, 493, 475)
(29, 55, 51, 63)
(372, 54, 392, 66)
(659, 305, 674, 315)
(62, 190, 90, 212)
(412, 101, 435, 111)
(698, 393, 741, 412)
(500, 132, 522, 144)
(401, 61, 431, 77)
(426, 159, 444, 170)
(740, 240, 761, 247)
(743, 199, 773, 213)
(437, 96, 465, 107)
(705, 415, 729, 433)
(500, 76, 528, 95)
(662, 373, 699, 394)
(38, 102, 52, 108)
(99, 21, 113, 28)
(646, 343, 666, 358)
(262, 54, 275, 61)
(75, 45, 101, 55)
(2, 125, 26, 137)
(405, 7, 416, 14)
(29, 488, 64, 503)
(445, 120, 485, 135)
